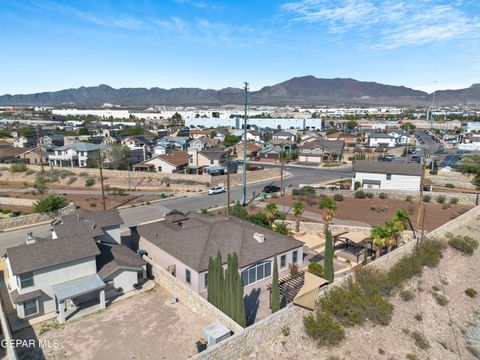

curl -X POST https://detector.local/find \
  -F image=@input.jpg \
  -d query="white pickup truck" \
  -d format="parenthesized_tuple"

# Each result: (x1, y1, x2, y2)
(208, 186, 225, 195)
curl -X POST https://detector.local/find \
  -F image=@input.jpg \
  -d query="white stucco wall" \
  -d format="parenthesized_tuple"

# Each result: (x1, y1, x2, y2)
(104, 268, 140, 298)
(353, 171, 421, 191)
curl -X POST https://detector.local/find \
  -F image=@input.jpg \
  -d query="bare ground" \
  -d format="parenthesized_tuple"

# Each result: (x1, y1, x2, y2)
(241, 221, 480, 360)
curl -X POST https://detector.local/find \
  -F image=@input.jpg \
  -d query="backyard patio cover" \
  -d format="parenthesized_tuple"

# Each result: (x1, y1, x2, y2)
(52, 274, 105, 302)
(293, 272, 328, 310)
(335, 231, 370, 245)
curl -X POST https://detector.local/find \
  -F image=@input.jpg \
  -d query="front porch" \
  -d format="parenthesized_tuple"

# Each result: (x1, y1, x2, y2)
(52, 274, 106, 324)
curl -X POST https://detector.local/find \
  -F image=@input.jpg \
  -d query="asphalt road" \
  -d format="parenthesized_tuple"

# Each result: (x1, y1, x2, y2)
(0, 165, 352, 253)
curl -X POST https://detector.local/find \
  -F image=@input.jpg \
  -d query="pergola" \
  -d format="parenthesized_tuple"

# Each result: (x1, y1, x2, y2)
(267, 270, 306, 308)
(333, 231, 371, 263)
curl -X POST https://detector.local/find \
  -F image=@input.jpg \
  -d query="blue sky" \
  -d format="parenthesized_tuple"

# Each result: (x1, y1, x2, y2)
(1, 0, 479, 95)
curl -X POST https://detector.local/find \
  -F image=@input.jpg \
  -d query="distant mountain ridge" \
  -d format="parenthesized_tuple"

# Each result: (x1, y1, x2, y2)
(1, 76, 479, 106)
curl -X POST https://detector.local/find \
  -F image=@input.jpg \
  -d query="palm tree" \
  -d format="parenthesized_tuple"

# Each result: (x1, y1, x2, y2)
(384, 220, 401, 251)
(370, 226, 389, 259)
(264, 203, 279, 226)
(392, 209, 410, 245)
(292, 201, 305, 233)
(318, 197, 337, 225)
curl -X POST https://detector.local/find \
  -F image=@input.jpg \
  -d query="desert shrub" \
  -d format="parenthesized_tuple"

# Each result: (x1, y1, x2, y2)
(435, 195, 446, 204)
(277, 211, 286, 220)
(308, 262, 324, 277)
(354, 190, 366, 199)
(89, 202, 97, 207)
(306, 197, 317, 206)
(406, 354, 418, 360)
(2, 209, 11, 214)
(422, 195, 431, 203)
(378, 192, 388, 199)
(274, 221, 289, 235)
(34, 175, 48, 194)
(354, 181, 361, 190)
(85, 178, 96, 187)
(33, 195, 69, 213)
(400, 289, 415, 302)
(230, 201, 248, 220)
(303, 312, 345, 347)
(449, 197, 458, 205)
(333, 194, 343, 201)
(411, 331, 430, 350)
(79, 171, 89, 177)
(432, 285, 440, 291)
(405, 195, 413, 202)
(432, 292, 448, 306)
(429, 170, 438, 175)
(365, 192, 374, 199)
(448, 235, 479, 255)
(248, 213, 270, 228)
(445, 183, 455, 188)
(414, 313, 423, 321)
(67, 176, 77, 185)
(10, 163, 27, 173)
(292, 186, 316, 196)
(378, 348, 385, 355)
(25, 169, 35, 176)
(465, 288, 477, 298)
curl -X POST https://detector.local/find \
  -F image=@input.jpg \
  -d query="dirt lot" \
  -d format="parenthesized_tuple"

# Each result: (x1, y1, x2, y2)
(269, 195, 473, 232)
(241, 216, 480, 360)
(15, 285, 210, 360)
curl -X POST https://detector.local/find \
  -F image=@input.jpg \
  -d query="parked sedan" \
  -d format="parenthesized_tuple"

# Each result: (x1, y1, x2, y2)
(208, 186, 225, 195)
(263, 185, 281, 193)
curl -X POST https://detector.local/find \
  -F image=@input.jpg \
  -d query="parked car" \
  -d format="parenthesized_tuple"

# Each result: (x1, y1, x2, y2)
(263, 185, 281, 193)
(208, 186, 225, 195)
(249, 166, 264, 171)
(384, 154, 395, 161)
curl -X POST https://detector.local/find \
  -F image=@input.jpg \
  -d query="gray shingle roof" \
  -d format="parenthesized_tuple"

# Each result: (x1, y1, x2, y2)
(368, 133, 395, 139)
(96, 243, 146, 279)
(353, 160, 423, 176)
(53, 209, 123, 238)
(7, 233, 100, 275)
(54, 142, 106, 152)
(137, 213, 304, 272)
(300, 138, 345, 153)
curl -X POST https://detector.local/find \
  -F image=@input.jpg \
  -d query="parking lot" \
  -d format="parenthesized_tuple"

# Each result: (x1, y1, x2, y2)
(14, 285, 211, 360)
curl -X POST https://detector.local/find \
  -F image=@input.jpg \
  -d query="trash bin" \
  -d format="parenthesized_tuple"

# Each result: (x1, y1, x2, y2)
(159, 193, 166, 199)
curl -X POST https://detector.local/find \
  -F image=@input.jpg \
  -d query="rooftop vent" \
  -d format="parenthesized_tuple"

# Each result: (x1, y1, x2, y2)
(253, 232, 265, 243)
(26, 232, 36, 245)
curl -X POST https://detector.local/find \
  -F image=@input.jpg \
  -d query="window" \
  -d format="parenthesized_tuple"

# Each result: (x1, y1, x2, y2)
(210, 159, 214, 165)
(386, 174, 392, 180)
(20, 272, 34, 289)
(157, 166, 162, 172)
(186, 269, 191, 284)
(23, 299, 38, 317)
(292, 250, 298, 263)
(240, 261, 272, 286)
(280, 255, 286, 268)
(189, 158, 193, 163)
(204, 273, 208, 287)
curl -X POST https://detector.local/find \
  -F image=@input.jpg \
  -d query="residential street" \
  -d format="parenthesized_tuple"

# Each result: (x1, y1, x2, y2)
(0, 166, 352, 253)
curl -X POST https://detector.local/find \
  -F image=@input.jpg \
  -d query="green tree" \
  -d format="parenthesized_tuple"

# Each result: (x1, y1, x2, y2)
(230, 253, 245, 326)
(34, 174, 48, 194)
(223, 134, 240, 147)
(230, 201, 248, 220)
(207, 257, 215, 306)
(169, 112, 184, 126)
(473, 173, 480, 190)
(215, 250, 225, 312)
(33, 195, 68, 213)
(18, 126, 34, 137)
(323, 227, 335, 283)
(370, 226, 389, 258)
(459, 154, 480, 174)
(274, 221, 289, 235)
(319, 198, 337, 225)
(345, 120, 357, 131)
(264, 203, 279, 226)
(105, 145, 130, 170)
(292, 201, 305, 233)
(271, 256, 280, 313)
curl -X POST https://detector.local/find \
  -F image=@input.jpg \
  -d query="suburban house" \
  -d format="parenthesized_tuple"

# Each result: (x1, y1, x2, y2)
(233, 142, 261, 159)
(298, 138, 345, 164)
(156, 136, 190, 152)
(241, 130, 261, 142)
(16, 147, 49, 165)
(188, 150, 226, 169)
(40, 134, 65, 147)
(190, 129, 215, 139)
(367, 133, 397, 148)
(257, 147, 281, 163)
(137, 212, 304, 294)
(0, 147, 29, 163)
(63, 135, 94, 145)
(387, 130, 411, 145)
(48, 142, 106, 167)
(352, 160, 425, 191)
(133, 151, 189, 174)
(272, 130, 296, 143)
(337, 133, 358, 147)
(13, 136, 37, 148)
(5, 209, 146, 324)
(120, 136, 154, 160)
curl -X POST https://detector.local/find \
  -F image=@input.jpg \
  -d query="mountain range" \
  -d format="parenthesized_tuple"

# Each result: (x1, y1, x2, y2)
(1, 76, 479, 107)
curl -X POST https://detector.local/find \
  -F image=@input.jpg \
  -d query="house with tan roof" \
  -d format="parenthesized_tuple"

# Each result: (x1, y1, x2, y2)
(133, 151, 189, 173)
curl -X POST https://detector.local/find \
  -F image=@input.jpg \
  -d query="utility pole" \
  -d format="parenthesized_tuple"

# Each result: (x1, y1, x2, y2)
(226, 154, 231, 215)
(280, 148, 284, 196)
(242, 82, 248, 206)
(416, 149, 427, 227)
(36, 125, 45, 174)
(97, 149, 106, 210)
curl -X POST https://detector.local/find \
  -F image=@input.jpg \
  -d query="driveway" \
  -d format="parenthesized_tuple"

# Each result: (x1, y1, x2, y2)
(14, 285, 210, 360)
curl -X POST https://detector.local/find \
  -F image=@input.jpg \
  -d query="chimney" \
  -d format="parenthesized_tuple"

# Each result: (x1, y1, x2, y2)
(253, 232, 265, 243)
(26, 232, 36, 245)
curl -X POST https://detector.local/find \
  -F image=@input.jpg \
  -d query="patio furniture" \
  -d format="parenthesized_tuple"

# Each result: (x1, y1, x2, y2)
(333, 231, 371, 263)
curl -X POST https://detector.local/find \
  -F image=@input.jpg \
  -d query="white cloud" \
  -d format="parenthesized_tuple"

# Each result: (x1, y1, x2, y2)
(281, 0, 480, 48)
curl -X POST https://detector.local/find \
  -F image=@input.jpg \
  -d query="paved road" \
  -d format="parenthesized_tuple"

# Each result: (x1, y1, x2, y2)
(0, 166, 352, 253)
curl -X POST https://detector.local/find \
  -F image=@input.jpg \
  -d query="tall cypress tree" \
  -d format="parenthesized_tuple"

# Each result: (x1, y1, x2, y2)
(215, 250, 225, 312)
(207, 257, 215, 306)
(324, 227, 334, 283)
(271, 257, 280, 313)
(225, 254, 233, 318)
